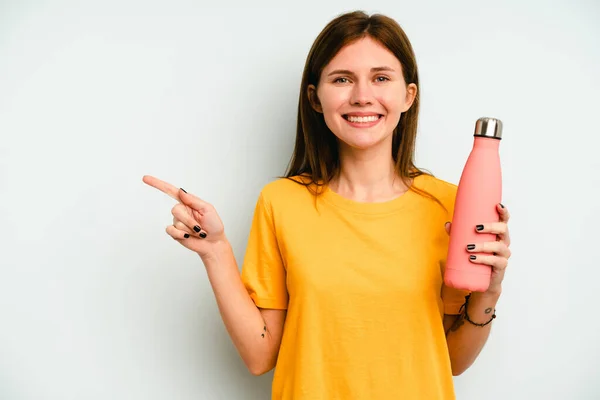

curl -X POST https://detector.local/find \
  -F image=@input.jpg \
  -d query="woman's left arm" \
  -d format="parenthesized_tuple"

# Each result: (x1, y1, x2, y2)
(443, 203, 512, 376)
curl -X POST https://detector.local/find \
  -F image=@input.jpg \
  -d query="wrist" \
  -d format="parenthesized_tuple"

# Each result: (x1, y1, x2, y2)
(198, 235, 231, 263)
(460, 290, 500, 327)
(473, 287, 502, 302)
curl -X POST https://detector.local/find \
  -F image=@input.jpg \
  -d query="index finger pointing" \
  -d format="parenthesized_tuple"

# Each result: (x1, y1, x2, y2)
(142, 175, 182, 202)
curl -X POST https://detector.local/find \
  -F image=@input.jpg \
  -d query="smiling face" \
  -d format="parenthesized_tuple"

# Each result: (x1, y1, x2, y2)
(308, 36, 417, 153)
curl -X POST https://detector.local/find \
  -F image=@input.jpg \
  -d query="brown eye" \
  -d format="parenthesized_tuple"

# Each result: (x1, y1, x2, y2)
(334, 77, 349, 84)
(375, 76, 390, 82)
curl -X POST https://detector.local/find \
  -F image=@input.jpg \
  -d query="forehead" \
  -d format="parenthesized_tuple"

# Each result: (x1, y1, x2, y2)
(323, 36, 402, 72)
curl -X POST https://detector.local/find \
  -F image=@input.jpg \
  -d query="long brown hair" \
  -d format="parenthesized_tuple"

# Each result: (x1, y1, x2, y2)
(284, 10, 437, 201)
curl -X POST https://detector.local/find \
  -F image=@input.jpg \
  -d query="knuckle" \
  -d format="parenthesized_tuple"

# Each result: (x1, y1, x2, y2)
(488, 242, 500, 253)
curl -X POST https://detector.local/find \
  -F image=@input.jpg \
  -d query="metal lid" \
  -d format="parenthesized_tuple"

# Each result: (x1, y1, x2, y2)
(474, 117, 503, 139)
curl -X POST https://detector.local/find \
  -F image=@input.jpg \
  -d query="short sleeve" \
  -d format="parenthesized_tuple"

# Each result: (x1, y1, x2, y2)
(240, 192, 288, 310)
(433, 178, 471, 315)
(441, 282, 470, 315)
(439, 226, 471, 315)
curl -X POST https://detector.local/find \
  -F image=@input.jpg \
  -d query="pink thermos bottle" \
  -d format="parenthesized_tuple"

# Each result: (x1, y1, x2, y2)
(444, 117, 503, 292)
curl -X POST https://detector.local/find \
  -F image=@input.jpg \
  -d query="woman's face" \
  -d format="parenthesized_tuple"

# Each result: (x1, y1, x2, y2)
(309, 36, 417, 153)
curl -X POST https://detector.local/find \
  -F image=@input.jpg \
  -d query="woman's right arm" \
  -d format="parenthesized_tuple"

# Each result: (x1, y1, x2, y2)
(201, 238, 286, 375)
(142, 175, 286, 375)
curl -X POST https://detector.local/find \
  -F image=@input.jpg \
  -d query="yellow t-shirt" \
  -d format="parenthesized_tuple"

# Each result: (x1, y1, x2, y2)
(241, 173, 469, 399)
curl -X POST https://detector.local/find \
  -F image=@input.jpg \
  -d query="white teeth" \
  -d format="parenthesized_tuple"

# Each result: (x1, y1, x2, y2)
(347, 115, 380, 123)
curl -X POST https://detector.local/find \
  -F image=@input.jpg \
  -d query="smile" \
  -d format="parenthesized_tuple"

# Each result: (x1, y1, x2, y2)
(343, 114, 383, 127)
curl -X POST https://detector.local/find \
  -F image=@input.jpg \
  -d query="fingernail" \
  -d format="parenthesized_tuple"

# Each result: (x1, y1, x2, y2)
(499, 203, 505, 208)
(467, 244, 476, 250)
(184, 233, 190, 238)
(476, 224, 484, 231)
(194, 225, 201, 232)
(199, 232, 207, 239)
(470, 255, 477, 260)
(180, 188, 188, 193)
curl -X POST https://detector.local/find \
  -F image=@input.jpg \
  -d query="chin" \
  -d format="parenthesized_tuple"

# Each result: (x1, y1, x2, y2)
(339, 134, 389, 151)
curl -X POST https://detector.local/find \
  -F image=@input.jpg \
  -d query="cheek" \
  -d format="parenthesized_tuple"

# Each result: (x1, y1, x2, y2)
(376, 95, 404, 130)
(377, 92, 405, 114)
(319, 90, 348, 114)
(319, 94, 348, 130)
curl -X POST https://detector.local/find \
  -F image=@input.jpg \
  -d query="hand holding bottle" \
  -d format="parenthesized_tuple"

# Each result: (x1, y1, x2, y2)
(142, 175, 226, 258)
(445, 203, 512, 294)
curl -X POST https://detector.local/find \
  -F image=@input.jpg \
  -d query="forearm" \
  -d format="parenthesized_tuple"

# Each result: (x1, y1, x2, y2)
(200, 238, 275, 373)
(446, 290, 501, 375)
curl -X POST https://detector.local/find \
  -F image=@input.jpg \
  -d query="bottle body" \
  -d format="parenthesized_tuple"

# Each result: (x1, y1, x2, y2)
(444, 136, 502, 292)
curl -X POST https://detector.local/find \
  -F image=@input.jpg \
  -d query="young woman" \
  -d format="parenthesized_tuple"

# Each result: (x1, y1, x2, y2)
(143, 10, 511, 399)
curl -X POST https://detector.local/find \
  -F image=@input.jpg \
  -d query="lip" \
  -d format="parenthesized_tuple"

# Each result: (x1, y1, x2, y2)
(344, 112, 383, 117)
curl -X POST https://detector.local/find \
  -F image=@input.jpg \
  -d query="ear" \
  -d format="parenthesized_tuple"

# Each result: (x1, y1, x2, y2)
(307, 84, 323, 113)
(401, 83, 418, 112)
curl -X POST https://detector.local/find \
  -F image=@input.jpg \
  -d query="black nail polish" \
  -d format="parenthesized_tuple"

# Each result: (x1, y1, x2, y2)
(470, 255, 477, 260)
(180, 188, 187, 193)
(476, 224, 484, 231)
(467, 244, 476, 250)
(199, 232, 207, 239)
(499, 203, 505, 208)
(194, 225, 201, 232)
(184, 233, 190, 238)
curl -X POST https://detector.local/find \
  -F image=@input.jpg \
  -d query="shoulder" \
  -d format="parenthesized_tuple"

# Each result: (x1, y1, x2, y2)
(260, 175, 312, 197)
(415, 173, 456, 196)
(413, 173, 458, 211)
(257, 175, 316, 209)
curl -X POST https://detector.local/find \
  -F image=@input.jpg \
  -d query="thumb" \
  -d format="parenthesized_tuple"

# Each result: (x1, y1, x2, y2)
(444, 221, 451, 235)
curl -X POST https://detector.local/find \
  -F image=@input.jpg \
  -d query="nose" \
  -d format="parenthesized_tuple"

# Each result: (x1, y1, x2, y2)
(350, 80, 374, 106)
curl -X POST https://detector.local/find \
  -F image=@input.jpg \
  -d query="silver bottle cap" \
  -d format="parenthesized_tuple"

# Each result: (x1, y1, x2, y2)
(474, 117, 503, 139)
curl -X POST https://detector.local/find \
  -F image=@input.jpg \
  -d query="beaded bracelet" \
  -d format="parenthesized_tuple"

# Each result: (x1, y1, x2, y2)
(459, 294, 496, 327)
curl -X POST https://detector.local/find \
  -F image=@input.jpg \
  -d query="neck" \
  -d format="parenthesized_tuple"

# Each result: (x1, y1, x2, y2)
(330, 142, 409, 203)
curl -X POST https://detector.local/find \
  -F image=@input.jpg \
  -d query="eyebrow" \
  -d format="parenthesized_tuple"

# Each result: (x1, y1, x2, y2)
(327, 66, 396, 76)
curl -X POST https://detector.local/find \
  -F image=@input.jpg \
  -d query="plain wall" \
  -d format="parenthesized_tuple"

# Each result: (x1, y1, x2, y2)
(1, 0, 599, 398)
